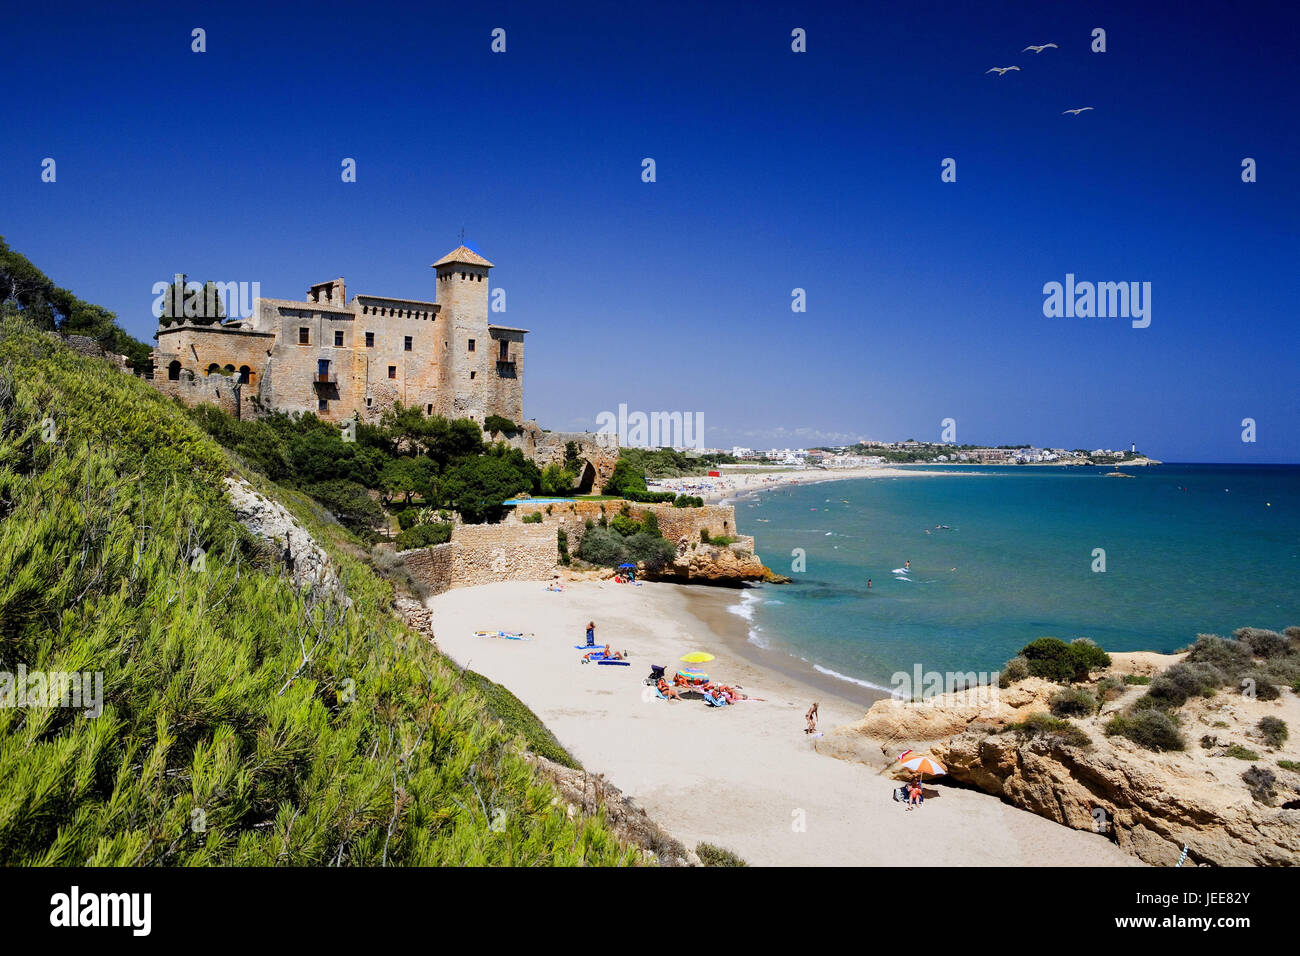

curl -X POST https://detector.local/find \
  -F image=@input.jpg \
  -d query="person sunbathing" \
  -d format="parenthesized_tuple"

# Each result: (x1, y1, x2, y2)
(656, 678, 682, 701)
(584, 644, 622, 662)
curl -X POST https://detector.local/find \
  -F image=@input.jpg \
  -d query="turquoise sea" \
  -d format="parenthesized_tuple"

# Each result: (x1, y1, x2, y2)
(733, 465, 1300, 693)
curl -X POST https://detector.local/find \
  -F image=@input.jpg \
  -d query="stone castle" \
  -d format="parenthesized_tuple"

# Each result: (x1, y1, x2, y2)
(148, 245, 525, 426)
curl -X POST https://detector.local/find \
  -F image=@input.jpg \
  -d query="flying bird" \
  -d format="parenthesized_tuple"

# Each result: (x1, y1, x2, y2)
(1023, 43, 1058, 53)
(985, 66, 1021, 75)
(1062, 107, 1094, 115)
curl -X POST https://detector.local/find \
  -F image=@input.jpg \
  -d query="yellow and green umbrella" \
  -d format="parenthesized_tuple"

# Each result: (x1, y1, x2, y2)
(679, 652, 715, 664)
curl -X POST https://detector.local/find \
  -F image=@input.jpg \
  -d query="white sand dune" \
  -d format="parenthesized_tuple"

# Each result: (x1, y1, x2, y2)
(429, 580, 1141, 867)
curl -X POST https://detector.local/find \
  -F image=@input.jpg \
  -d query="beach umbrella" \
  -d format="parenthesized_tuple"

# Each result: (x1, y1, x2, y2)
(679, 652, 715, 663)
(676, 665, 709, 684)
(898, 751, 946, 778)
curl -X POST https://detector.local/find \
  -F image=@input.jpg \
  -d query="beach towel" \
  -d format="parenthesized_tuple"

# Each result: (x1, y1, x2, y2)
(654, 688, 669, 700)
(597, 659, 630, 666)
(702, 692, 727, 706)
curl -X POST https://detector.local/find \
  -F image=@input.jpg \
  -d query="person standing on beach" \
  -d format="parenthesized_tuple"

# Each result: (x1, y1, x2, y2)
(585, 621, 596, 647)
(805, 702, 819, 734)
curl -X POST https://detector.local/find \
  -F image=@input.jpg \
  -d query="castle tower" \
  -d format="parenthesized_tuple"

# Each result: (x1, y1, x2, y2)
(432, 245, 494, 420)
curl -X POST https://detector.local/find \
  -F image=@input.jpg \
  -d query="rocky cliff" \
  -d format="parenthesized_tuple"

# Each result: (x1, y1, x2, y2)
(821, 657, 1300, 866)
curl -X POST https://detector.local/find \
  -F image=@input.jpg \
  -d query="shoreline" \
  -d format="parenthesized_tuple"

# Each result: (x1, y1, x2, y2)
(651, 464, 982, 504)
(427, 578, 1140, 866)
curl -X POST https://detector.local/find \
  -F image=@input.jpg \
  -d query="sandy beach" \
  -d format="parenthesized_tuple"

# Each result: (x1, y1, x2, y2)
(428, 579, 1141, 866)
(650, 465, 974, 504)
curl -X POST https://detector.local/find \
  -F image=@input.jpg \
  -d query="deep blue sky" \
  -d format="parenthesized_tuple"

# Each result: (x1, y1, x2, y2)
(3, 0, 1297, 461)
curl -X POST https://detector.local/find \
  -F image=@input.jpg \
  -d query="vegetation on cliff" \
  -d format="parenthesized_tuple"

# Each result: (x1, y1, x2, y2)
(0, 312, 634, 865)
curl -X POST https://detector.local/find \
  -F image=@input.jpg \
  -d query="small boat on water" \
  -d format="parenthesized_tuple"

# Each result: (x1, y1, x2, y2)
(1105, 471, 1136, 478)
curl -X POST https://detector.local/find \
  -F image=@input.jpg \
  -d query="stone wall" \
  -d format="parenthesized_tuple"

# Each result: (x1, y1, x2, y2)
(150, 367, 246, 418)
(399, 541, 456, 597)
(399, 522, 558, 595)
(510, 499, 742, 550)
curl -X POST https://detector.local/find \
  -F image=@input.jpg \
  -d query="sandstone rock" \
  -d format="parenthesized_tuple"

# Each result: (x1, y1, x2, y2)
(822, 666, 1300, 866)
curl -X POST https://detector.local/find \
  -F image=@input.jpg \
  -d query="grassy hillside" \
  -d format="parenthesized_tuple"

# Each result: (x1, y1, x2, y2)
(0, 313, 634, 865)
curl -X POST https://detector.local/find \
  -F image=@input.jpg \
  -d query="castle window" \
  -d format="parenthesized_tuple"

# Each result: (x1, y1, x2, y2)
(366, 397, 372, 407)
(468, 339, 475, 352)
(499, 339, 509, 360)
(168, 360, 181, 381)
(334, 330, 344, 347)
(318, 398, 328, 412)
(404, 335, 412, 351)
(239, 366, 251, 384)
(299, 327, 309, 344)
(388, 366, 396, 379)
(366, 332, 374, 347)
(207, 363, 220, 375)
(460, 272, 466, 280)
(426, 404, 432, 414)
(470, 371, 476, 380)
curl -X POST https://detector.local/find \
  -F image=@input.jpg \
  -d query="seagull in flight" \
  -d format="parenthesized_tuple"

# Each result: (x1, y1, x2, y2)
(985, 66, 1021, 75)
(1023, 43, 1058, 53)
(1062, 107, 1094, 115)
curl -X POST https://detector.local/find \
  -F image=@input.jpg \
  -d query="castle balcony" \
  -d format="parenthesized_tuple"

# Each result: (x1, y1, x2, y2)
(313, 371, 338, 387)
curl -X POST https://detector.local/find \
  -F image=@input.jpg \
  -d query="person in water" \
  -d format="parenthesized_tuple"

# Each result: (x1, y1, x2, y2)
(905, 560, 910, 570)
(867, 578, 872, 588)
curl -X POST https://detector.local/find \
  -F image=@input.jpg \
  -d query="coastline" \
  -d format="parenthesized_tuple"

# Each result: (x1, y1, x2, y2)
(652, 464, 977, 505)
(427, 578, 1140, 866)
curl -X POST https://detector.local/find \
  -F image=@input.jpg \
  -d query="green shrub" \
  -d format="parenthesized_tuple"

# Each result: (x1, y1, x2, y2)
(1139, 662, 1226, 710)
(305, 479, 386, 540)
(1242, 766, 1277, 805)
(394, 521, 453, 550)
(1095, 676, 1126, 701)
(1004, 712, 1091, 748)
(557, 528, 570, 566)
(1242, 674, 1281, 701)
(1185, 634, 1253, 678)
(1050, 686, 1098, 718)
(1020, 638, 1093, 683)
(602, 458, 647, 496)
(673, 494, 704, 508)
(620, 489, 677, 504)
(1278, 760, 1300, 772)
(1225, 744, 1260, 760)
(999, 655, 1030, 688)
(1123, 674, 1151, 685)
(1105, 709, 1185, 751)
(1070, 638, 1112, 671)
(576, 526, 630, 566)
(1234, 627, 1290, 659)
(483, 414, 518, 436)
(1258, 716, 1288, 749)
(623, 532, 675, 570)
(521, 512, 543, 524)
(609, 514, 643, 537)
(696, 843, 748, 867)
